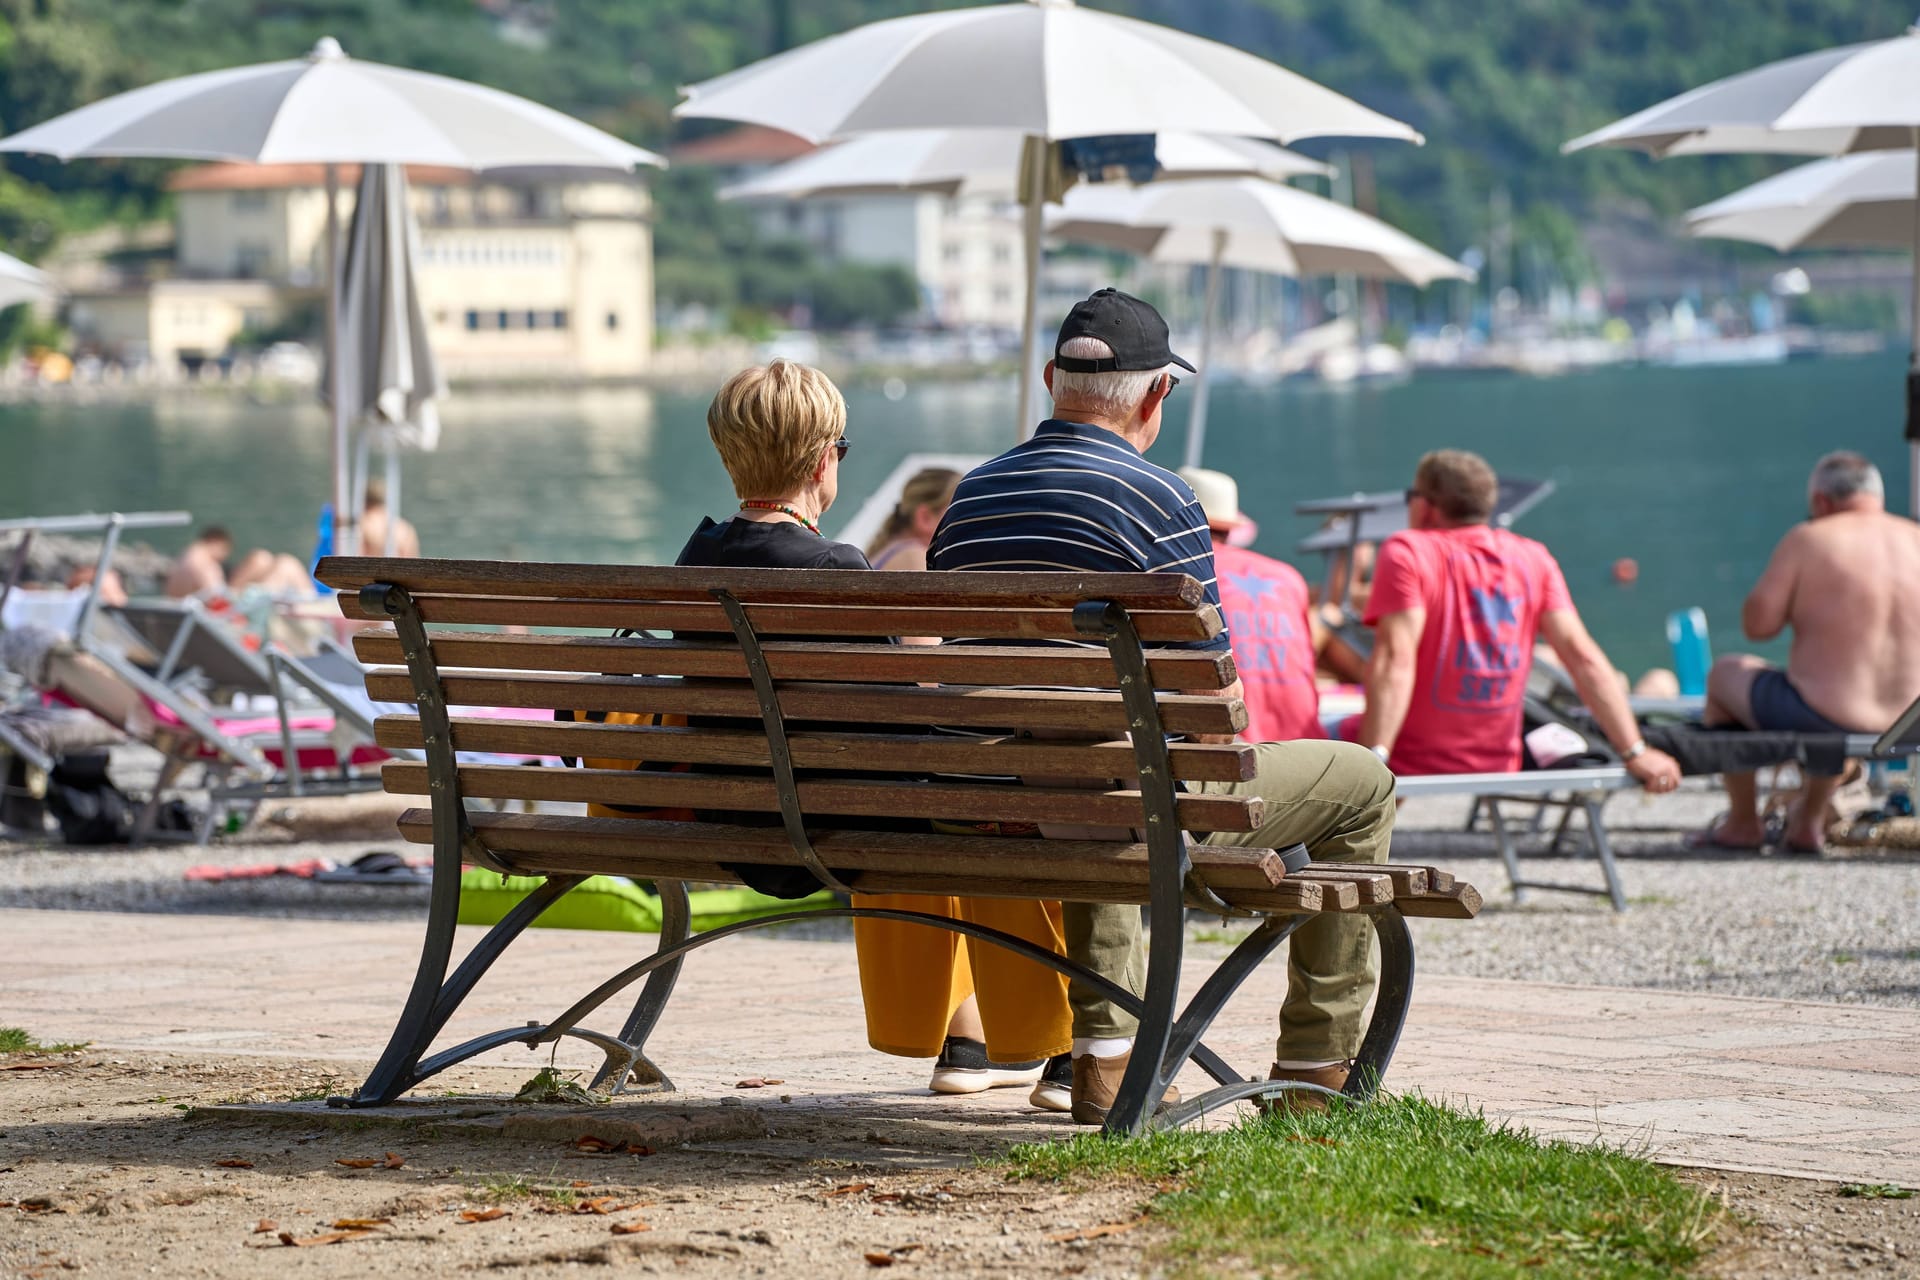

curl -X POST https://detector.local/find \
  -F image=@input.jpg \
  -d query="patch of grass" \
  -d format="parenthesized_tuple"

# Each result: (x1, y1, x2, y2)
(285, 1082, 345, 1103)
(1840, 1183, 1914, 1200)
(1004, 1094, 1725, 1279)
(1831, 951, 1860, 965)
(476, 1167, 577, 1208)
(0, 1027, 86, 1054)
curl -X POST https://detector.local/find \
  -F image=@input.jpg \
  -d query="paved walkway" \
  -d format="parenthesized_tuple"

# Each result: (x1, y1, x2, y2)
(4, 906, 1918, 1187)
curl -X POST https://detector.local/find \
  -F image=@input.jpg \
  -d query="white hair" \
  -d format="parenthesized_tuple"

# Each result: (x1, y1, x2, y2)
(1810, 451, 1884, 503)
(1051, 336, 1163, 420)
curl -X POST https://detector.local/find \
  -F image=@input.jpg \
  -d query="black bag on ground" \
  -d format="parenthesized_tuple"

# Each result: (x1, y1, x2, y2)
(45, 750, 134, 845)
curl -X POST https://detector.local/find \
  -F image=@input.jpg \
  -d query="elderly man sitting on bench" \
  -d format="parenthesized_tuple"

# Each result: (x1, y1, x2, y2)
(1696, 451, 1920, 854)
(1357, 449, 1681, 794)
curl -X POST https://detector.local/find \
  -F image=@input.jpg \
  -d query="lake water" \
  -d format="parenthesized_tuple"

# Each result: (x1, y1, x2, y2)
(1, 352, 1907, 676)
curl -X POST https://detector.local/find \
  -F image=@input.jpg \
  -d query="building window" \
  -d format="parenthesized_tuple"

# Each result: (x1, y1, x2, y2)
(231, 190, 269, 214)
(496, 309, 511, 329)
(550, 310, 569, 330)
(992, 244, 1012, 265)
(464, 310, 482, 331)
(943, 242, 962, 263)
(605, 311, 619, 331)
(992, 285, 1012, 305)
(523, 310, 539, 329)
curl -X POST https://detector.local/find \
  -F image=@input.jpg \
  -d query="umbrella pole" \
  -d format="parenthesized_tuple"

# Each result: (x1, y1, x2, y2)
(1016, 135, 1045, 441)
(1910, 135, 1920, 517)
(325, 161, 355, 557)
(1183, 228, 1226, 472)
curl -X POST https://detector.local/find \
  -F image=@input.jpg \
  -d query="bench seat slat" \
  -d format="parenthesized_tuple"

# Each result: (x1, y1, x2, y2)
(381, 761, 1263, 832)
(1389, 883, 1483, 919)
(374, 716, 1259, 784)
(361, 671, 1248, 736)
(335, 596, 1224, 643)
(318, 558, 1209, 610)
(354, 629, 1237, 691)
(402, 810, 1301, 899)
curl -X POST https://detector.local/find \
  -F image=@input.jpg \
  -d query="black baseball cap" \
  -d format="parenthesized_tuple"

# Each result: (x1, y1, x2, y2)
(1053, 287, 1196, 375)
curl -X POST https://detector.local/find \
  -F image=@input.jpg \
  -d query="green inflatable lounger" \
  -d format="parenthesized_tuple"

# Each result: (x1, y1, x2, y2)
(457, 869, 835, 933)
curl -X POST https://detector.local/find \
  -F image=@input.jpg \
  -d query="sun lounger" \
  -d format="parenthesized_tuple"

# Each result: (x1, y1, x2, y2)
(1397, 766, 1639, 911)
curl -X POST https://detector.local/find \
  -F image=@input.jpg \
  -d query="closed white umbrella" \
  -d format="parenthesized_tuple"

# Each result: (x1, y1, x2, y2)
(1048, 177, 1473, 465)
(0, 36, 663, 553)
(720, 129, 1331, 201)
(1564, 25, 1920, 511)
(334, 164, 444, 556)
(0, 252, 52, 311)
(676, 0, 1420, 438)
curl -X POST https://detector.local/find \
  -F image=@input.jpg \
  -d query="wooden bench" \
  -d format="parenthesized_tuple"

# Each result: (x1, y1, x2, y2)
(315, 556, 1481, 1135)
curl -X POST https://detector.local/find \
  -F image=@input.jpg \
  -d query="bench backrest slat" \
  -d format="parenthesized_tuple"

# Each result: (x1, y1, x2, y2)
(361, 670, 1248, 737)
(353, 629, 1237, 691)
(318, 558, 1209, 611)
(372, 715, 1259, 784)
(336, 596, 1224, 644)
(381, 761, 1262, 832)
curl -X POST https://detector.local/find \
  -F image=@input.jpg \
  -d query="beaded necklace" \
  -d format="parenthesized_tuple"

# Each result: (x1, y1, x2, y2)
(738, 499, 821, 536)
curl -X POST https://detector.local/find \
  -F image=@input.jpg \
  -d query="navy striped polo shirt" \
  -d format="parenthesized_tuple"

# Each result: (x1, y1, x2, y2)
(928, 418, 1228, 651)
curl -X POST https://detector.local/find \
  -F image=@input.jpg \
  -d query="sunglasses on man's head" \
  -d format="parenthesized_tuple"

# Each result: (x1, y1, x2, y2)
(833, 437, 851, 461)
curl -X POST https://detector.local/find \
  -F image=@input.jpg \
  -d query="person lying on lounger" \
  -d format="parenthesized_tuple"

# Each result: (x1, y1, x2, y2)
(1356, 448, 1681, 793)
(1695, 452, 1920, 854)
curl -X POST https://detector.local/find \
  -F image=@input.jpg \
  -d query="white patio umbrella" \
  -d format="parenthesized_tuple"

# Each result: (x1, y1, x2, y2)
(1047, 177, 1474, 466)
(336, 163, 444, 556)
(0, 36, 663, 554)
(1563, 24, 1920, 511)
(0, 252, 52, 311)
(676, 0, 1421, 438)
(1687, 150, 1918, 250)
(720, 129, 1331, 201)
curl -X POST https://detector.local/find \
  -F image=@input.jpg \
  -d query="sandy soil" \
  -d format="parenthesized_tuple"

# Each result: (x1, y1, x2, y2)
(4, 1050, 1918, 1278)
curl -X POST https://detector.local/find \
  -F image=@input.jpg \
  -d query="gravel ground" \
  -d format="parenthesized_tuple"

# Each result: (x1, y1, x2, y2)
(4, 777, 1917, 1007)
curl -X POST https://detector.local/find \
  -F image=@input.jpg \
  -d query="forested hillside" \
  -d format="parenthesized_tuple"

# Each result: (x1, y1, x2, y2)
(0, 0, 1910, 310)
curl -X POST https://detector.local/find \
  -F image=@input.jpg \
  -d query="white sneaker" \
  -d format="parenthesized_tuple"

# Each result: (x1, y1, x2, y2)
(1028, 1053, 1073, 1112)
(928, 1036, 1045, 1094)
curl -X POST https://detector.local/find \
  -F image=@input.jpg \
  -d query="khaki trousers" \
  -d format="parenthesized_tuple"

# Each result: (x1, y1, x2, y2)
(1065, 739, 1396, 1061)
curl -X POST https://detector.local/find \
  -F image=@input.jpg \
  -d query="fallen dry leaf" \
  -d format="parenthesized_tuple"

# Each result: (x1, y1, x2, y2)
(277, 1229, 372, 1247)
(459, 1208, 510, 1223)
(871, 1192, 904, 1204)
(825, 1182, 874, 1198)
(569, 1180, 592, 1189)
(251, 1220, 277, 1234)
(19, 1199, 56, 1213)
(734, 1077, 785, 1088)
(576, 1197, 618, 1215)
(571, 1135, 655, 1156)
(334, 1158, 379, 1169)
(214, 1159, 254, 1169)
(383, 1152, 406, 1169)
(1048, 1216, 1145, 1243)
(610, 1221, 653, 1236)
(330, 1218, 392, 1230)
(864, 1252, 895, 1268)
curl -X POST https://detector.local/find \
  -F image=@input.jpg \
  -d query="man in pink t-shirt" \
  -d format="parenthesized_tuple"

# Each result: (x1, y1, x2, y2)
(1357, 450, 1681, 789)
(1180, 467, 1324, 743)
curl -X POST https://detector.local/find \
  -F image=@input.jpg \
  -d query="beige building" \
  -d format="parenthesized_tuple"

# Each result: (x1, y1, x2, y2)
(674, 126, 1027, 333)
(67, 163, 655, 379)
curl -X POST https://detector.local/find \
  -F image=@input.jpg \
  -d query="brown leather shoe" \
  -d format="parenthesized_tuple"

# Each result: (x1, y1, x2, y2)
(1068, 1051, 1181, 1126)
(1255, 1060, 1355, 1115)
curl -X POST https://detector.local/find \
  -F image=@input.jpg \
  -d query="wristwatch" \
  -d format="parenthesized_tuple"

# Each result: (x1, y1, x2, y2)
(1621, 738, 1648, 762)
(1368, 744, 1392, 764)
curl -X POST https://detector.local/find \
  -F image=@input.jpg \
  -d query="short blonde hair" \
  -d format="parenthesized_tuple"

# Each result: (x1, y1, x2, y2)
(706, 359, 847, 499)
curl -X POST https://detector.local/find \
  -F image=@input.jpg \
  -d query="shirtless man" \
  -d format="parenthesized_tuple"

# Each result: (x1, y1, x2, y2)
(164, 527, 235, 598)
(358, 478, 421, 558)
(1699, 452, 1920, 853)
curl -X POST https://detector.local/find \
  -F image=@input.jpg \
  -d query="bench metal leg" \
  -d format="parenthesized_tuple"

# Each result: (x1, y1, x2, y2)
(591, 878, 691, 1095)
(1150, 906, 1415, 1128)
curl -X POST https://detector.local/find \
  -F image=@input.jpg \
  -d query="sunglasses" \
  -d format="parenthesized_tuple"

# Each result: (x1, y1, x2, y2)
(1404, 487, 1424, 505)
(1165, 374, 1182, 395)
(833, 437, 851, 461)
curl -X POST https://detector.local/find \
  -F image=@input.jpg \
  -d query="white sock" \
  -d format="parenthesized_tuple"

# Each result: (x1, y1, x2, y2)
(1072, 1036, 1134, 1059)
(1273, 1058, 1343, 1070)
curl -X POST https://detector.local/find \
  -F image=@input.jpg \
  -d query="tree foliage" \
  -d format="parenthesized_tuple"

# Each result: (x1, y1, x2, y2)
(0, 0, 1909, 320)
